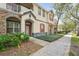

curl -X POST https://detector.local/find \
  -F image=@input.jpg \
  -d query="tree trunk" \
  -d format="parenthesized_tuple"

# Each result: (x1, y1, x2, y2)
(77, 23, 79, 36)
(55, 18, 60, 34)
(77, 27, 79, 36)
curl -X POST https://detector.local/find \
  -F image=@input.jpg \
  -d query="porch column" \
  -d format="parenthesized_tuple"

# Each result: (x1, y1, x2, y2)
(21, 15, 25, 33)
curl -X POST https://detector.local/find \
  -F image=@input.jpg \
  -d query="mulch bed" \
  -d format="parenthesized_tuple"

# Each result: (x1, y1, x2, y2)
(0, 41, 43, 56)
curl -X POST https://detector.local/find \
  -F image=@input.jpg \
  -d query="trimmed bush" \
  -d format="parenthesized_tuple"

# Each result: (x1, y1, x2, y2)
(20, 33, 29, 42)
(13, 33, 29, 42)
(0, 33, 30, 50)
(9, 36, 21, 47)
(35, 34, 63, 42)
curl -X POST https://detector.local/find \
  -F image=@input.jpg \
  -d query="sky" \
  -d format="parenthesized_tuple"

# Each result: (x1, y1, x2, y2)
(38, 3, 53, 11)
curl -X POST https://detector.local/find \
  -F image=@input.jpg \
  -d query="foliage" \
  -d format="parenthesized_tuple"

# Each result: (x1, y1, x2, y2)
(53, 4, 65, 33)
(0, 33, 29, 51)
(72, 33, 79, 45)
(13, 33, 29, 42)
(35, 34, 64, 42)
(69, 51, 75, 56)
(20, 33, 29, 41)
(61, 19, 76, 33)
(53, 3, 79, 33)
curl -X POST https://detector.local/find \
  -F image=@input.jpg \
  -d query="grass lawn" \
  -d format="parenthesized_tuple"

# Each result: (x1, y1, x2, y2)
(69, 32, 79, 56)
(35, 34, 64, 42)
(71, 33, 79, 45)
(69, 51, 75, 56)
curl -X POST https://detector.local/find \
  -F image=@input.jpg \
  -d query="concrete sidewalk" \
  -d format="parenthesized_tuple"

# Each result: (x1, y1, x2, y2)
(30, 37, 50, 46)
(31, 33, 72, 56)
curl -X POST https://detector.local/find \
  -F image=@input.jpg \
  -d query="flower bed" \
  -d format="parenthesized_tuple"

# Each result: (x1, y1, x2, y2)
(0, 41, 43, 56)
(0, 33, 29, 51)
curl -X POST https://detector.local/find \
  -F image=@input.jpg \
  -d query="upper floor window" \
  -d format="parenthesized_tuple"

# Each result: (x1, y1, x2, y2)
(38, 7, 41, 15)
(49, 14, 53, 21)
(43, 10, 45, 17)
(46, 12, 48, 19)
(6, 3, 21, 12)
(40, 23, 45, 32)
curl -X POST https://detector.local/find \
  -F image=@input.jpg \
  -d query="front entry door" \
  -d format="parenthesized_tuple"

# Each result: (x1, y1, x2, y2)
(25, 21, 32, 35)
(25, 25, 30, 35)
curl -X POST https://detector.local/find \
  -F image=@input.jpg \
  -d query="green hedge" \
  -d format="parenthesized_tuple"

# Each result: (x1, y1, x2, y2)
(0, 33, 29, 51)
(35, 34, 63, 42)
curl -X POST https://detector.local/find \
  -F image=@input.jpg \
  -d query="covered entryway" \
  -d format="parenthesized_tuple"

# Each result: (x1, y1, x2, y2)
(25, 21, 32, 36)
(21, 11, 35, 36)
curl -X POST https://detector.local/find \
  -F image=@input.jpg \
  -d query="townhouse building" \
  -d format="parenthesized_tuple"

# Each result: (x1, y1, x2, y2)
(0, 3, 55, 37)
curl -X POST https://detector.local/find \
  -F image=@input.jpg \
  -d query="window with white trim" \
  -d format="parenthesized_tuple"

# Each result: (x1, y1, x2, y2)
(43, 10, 45, 17)
(6, 3, 21, 12)
(7, 21, 21, 33)
(38, 7, 41, 15)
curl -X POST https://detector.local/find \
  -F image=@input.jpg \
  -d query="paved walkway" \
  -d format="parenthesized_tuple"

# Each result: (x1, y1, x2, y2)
(31, 33, 72, 56)
(30, 37, 50, 46)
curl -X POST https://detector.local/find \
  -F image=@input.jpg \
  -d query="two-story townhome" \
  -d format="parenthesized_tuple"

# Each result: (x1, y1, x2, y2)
(0, 3, 55, 37)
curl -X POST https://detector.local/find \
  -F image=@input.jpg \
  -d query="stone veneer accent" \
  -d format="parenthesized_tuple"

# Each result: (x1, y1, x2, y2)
(0, 16, 6, 35)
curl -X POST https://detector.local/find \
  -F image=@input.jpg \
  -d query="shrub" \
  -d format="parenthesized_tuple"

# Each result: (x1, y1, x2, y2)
(0, 35, 10, 43)
(0, 33, 30, 51)
(0, 35, 10, 50)
(14, 33, 22, 39)
(0, 44, 5, 51)
(14, 33, 29, 42)
(9, 36, 21, 47)
(20, 33, 29, 42)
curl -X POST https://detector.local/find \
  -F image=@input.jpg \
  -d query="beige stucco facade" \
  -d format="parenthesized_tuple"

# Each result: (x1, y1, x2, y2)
(0, 3, 55, 37)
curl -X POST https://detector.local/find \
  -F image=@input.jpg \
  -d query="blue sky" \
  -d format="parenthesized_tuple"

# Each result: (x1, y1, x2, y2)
(38, 3, 53, 11)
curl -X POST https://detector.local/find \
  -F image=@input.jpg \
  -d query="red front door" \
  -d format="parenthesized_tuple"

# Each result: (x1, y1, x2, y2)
(25, 21, 32, 35)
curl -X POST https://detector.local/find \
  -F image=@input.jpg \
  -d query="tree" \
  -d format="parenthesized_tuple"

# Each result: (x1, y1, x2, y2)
(61, 3, 79, 35)
(53, 4, 65, 33)
(61, 19, 76, 33)
(53, 3, 79, 35)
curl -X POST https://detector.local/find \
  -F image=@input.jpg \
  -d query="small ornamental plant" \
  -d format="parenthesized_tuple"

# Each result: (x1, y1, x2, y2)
(0, 33, 30, 51)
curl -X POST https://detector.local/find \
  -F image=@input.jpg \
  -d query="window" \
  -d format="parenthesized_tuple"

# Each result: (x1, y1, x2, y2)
(38, 7, 41, 15)
(49, 14, 51, 20)
(14, 22, 21, 32)
(43, 10, 45, 17)
(7, 21, 21, 33)
(46, 12, 48, 19)
(6, 3, 13, 11)
(40, 23, 45, 32)
(51, 16, 53, 21)
(49, 14, 53, 21)
(6, 3, 21, 12)
(7, 21, 13, 33)
(13, 4, 18, 12)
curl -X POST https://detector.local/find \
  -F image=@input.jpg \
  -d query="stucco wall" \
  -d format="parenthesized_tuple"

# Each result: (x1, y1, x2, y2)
(33, 20, 48, 33)
(33, 4, 48, 22)
(0, 3, 55, 36)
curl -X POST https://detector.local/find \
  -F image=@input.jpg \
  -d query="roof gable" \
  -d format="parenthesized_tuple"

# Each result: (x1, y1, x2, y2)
(23, 11, 36, 19)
